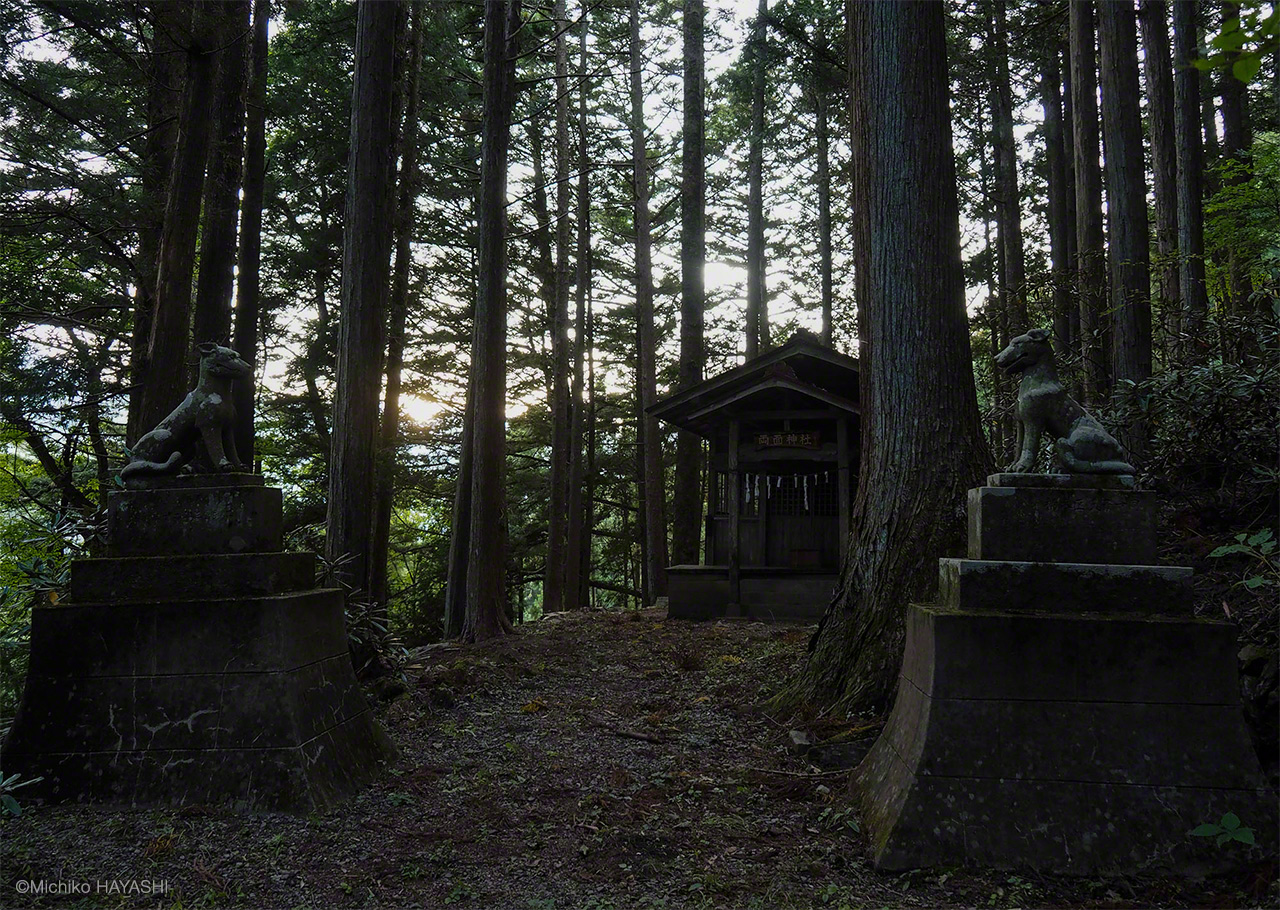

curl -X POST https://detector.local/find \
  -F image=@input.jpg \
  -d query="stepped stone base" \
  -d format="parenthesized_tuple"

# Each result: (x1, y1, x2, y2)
(855, 605, 1276, 873)
(854, 477, 1276, 874)
(1, 475, 395, 812)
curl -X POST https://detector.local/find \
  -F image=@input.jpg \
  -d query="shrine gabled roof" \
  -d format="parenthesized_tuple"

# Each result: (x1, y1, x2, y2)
(648, 331, 860, 438)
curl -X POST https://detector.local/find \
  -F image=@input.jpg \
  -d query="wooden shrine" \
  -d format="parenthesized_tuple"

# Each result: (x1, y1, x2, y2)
(650, 331, 860, 621)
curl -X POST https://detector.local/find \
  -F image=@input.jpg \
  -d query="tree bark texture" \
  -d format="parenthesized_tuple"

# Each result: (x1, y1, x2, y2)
(232, 0, 270, 465)
(192, 0, 251, 357)
(544, 0, 573, 614)
(673, 0, 706, 568)
(138, 0, 219, 434)
(1097, 0, 1152, 430)
(371, 0, 424, 613)
(465, 0, 521, 640)
(1042, 44, 1075, 357)
(1069, 0, 1107, 405)
(777, 0, 990, 717)
(1140, 0, 1181, 352)
(630, 0, 668, 602)
(1173, 0, 1209, 352)
(745, 0, 768, 359)
(324, 0, 398, 597)
(990, 0, 1028, 331)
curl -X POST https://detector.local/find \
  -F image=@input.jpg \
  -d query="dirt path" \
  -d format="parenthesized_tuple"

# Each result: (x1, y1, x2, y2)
(2, 610, 1273, 909)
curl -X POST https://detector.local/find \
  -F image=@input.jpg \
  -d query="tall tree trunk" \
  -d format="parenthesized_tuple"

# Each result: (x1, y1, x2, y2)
(371, 0, 424, 613)
(630, 0, 667, 602)
(465, 0, 520, 640)
(745, 0, 768, 358)
(544, 0, 573, 614)
(1042, 44, 1074, 357)
(990, 0, 1028, 331)
(1070, 0, 1107, 406)
(815, 58, 833, 345)
(672, 0, 705, 568)
(130, 0, 188, 445)
(192, 0, 250, 357)
(977, 103, 1008, 455)
(776, 0, 990, 716)
(1098, 0, 1152, 458)
(1219, 0, 1253, 320)
(564, 3, 592, 611)
(1062, 45, 1080, 352)
(232, 0, 269, 466)
(443, 377, 474, 640)
(138, 1, 219, 434)
(325, 0, 398, 597)
(1140, 0, 1181, 356)
(1173, 0, 1209, 355)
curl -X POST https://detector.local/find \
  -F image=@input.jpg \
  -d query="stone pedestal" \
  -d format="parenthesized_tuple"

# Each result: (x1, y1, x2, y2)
(853, 474, 1276, 874)
(1, 474, 395, 812)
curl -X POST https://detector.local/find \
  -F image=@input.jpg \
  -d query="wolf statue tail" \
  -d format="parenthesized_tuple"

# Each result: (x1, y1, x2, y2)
(1055, 439, 1135, 475)
(120, 450, 185, 482)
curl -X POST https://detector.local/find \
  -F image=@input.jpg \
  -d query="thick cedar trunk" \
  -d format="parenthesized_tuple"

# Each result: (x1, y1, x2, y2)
(130, 0, 188, 445)
(138, 2, 219, 434)
(1042, 45, 1074, 357)
(324, 0, 398, 596)
(630, 0, 667, 602)
(371, 0, 425, 613)
(191, 0, 250, 356)
(777, 1, 990, 716)
(564, 4, 591, 610)
(1140, 0, 1180, 354)
(990, 0, 1028, 330)
(1070, 1, 1107, 406)
(465, 0, 520, 640)
(1098, 0, 1152, 458)
(745, 0, 768, 359)
(544, 0, 573, 614)
(232, 0, 269, 465)
(672, 0, 705, 568)
(1173, 0, 1209, 354)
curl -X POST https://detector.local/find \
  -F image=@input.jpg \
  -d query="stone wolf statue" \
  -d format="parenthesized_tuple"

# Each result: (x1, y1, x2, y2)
(996, 328, 1135, 475)
(122, 343, 253, 484)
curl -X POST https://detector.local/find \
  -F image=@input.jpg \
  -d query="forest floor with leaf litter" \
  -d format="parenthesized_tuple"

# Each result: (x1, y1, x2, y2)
(3, 608, 1276, 909)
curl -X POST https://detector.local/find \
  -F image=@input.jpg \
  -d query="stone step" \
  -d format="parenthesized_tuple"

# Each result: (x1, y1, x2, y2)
(26, 589, 348, 678)
(883, 682, 1261, 789)
(938, 558, 1192, 615)
(70, 552, 316, 601)
(7, 655, 370, 753)
(2, 701, 393, 812)
(106, 483, 283, 557)
(967, 483, 1157, 564)
(856, 749, 1274, 874)
(902, 603, 1240, 705)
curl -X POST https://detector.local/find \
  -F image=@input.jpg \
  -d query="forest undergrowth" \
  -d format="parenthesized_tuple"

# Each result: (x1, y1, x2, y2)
(3, 609, 1276, 910)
